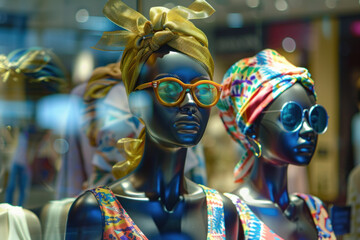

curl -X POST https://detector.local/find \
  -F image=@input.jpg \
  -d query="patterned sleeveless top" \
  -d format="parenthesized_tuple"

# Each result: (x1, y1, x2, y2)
(224, 192, 336, 240)
(89, 185, 226, 240)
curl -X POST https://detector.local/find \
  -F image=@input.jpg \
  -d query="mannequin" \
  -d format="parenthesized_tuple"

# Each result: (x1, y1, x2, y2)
(66, 48, 240, 240)
(344, 77, 360, 240)
(66, 0, 240, 239)
(0, 46, 66, 240)
(1, 47, 67, 205)
(217, 49, 336, 240)
(40, 198, 74, 240)
(83, 63, 208, 188)
(0, 203, 42, 240)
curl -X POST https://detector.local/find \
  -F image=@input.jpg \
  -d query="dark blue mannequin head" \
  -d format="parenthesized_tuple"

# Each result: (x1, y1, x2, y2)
(256, 82, 318, 166)
(129, 47, 211, 147)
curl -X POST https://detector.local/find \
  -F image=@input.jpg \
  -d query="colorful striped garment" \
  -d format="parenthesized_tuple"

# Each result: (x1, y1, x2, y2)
(90, 185, 226, 239)
(224, 193, 336, 240)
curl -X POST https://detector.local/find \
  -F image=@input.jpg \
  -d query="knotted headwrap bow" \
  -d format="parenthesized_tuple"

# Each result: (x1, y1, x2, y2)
(0, 47, 66, 86)
(217, 49, 316, 183)
(93, 0, 215, 95)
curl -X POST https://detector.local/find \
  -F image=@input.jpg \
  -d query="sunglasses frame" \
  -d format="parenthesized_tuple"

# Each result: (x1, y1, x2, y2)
(263, 101, 329, 134)
(134, 77, 222, 108)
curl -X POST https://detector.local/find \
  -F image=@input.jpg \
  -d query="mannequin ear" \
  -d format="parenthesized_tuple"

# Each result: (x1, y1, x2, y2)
(245, 126, 262, 157)
(128, 90, 153, 121)
(245, 130, 262, 158)
(245, 126, 257, 140)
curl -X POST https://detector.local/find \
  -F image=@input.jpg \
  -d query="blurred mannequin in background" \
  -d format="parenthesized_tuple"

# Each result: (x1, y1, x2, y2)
(345, 77, 360, 240)
(0, 203, 42, 240)
(1, 47, 67, 206)
(0, 46, 67, 239)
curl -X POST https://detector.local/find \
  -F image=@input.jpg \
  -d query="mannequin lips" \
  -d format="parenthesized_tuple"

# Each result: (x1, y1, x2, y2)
(174, 117, 200, 134)
(294, 144, 315, 155)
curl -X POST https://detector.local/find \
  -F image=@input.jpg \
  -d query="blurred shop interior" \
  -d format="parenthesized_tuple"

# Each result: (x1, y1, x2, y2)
(0, 0, 360, 234)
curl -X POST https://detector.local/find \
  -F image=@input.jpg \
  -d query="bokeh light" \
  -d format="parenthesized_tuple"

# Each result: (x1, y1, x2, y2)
(282, 37, 296, 53)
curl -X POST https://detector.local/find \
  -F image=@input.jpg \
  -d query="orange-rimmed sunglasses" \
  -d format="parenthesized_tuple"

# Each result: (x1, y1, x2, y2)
(134, 77, 222, 108)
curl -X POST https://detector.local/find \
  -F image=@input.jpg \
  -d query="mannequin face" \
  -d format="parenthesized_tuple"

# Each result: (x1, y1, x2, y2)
(256, 83, 318, 166)
(130, 50, 211, 148)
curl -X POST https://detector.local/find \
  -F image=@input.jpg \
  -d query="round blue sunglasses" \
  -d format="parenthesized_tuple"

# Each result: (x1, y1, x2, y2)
(263, 101, 328, 134)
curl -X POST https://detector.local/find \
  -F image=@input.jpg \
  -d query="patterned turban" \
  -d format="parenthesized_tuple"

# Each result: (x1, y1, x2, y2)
(217, 49, 316, 183)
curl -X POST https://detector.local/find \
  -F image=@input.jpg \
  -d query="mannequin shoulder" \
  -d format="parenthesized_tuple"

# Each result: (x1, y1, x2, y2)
(23, 209, 42, 240)
(66, 192, 103, 240)
(67, 191, 102, 223)
(221, 193, 240, 220)
(220, 193, 244, 240)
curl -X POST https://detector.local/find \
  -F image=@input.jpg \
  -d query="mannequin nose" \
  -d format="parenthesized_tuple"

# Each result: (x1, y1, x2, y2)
(180, 91, 197, 115)
(299, 117, 316, 140)
(180, 91, 196, 106)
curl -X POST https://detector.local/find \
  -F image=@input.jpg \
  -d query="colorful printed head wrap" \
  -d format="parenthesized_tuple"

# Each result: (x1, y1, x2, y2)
(93, 0, 215, 95)
(0, 47, 67, 90)
(217, 49, 316, 183)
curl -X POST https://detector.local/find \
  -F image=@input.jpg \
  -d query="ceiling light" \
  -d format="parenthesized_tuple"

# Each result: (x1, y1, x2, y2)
(246, 0, 260, 8)
(325, 0, 337, 9)
(75, 9, 89, 23)
(275, 0, 288, 11)
(163, 3, 175, 9)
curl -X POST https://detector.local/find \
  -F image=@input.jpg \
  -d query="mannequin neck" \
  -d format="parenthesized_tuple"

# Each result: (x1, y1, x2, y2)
(248, 157, 290, 211)
(131, 133, 188, 211)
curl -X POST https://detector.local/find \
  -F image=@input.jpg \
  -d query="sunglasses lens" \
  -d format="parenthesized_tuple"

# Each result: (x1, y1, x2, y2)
(194, 83, 218, 106)
(310, 105, 328, 133)
(158, 81, 183, 104)
(281, 102, 303, 131)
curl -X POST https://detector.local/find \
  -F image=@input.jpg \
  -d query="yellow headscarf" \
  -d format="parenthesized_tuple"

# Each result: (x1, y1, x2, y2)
(91, 0, 215, 179)
(93, 0, 215, 95)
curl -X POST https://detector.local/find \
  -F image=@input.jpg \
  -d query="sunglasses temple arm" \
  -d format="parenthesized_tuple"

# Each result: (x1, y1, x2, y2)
(135, 82, 153, 90)
(262, 110, 281, 113)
